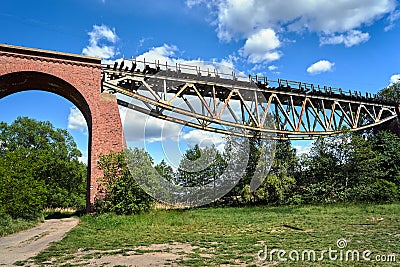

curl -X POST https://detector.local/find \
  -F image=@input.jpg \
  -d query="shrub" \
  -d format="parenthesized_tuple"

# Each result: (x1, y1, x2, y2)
(0, 174, 47, 219)
(351, 179, 398, 203)
(95, 149, 155, 215)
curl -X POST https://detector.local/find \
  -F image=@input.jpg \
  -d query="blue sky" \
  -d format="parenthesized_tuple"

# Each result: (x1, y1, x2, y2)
(1, 0, 400, 163)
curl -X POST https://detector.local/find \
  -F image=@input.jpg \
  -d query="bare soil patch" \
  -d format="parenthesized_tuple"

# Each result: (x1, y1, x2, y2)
(0, 218, 79, 266)
(38, 242, 202, 266)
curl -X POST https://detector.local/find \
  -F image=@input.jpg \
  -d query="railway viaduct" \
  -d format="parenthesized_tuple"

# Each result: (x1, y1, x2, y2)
(1, 44, 399, 211)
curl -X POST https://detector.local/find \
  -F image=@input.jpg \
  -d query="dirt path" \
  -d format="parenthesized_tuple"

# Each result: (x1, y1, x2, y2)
(0, 218, 79, 266)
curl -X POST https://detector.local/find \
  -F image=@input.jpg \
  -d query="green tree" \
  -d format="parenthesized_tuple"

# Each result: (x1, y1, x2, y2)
(297, 131, 400, 203)
(376, 82, 400, 135)
(297, 134, 353, 203)
(0, 117, 86, 218)
(224, 135, 264, 204)
(372, 131, 400, 186)
(254, 140, 297, 204)
(378, 82, 400, 101)
(96, 149, 155, 214)
(176, 144, 226, 188)
(223, 135, 296, 205)
(155, 160, 175, 183)
(0, 150, 47, 219)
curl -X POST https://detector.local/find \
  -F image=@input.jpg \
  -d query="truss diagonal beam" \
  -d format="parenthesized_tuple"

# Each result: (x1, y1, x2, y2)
(102, 63, 398, 140)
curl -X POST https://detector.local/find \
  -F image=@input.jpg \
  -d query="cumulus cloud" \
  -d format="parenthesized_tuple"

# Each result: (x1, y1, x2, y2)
(188, 0, 396, 50)
(240, 28, 282, 63)
(307, 60, 335, 75)
(182, 130, 225, 149)
(268, 65, 278, 71)
(110, 43, 241, 80)
(120, 106, 182, 143)
(320, 30, 370, 47)
(82, 24, 119, 59)
(68, 107, 87, 132)
(294, 144, 312, 156)
(78, 156, 88, 165)
(390, 74, 400, 85)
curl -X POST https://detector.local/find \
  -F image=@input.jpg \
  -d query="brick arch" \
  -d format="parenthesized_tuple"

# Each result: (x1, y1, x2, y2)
(0, 44, 125, 211)
(0, 71, 92, 127)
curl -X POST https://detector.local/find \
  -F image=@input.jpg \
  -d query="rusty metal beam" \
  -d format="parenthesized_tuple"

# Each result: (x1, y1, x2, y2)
(103, 62, 398, 140)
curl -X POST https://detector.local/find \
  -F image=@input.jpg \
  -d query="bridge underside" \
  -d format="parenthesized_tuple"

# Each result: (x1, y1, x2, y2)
(103, 60, 398, 140)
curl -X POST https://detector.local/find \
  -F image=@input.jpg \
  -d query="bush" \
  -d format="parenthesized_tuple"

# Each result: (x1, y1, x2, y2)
(95, 149, 155, 215)
(351, 179, 398, 203)
(0, 174, 47, 219)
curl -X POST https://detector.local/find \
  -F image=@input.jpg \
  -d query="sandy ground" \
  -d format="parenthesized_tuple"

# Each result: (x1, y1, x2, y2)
(0, 218, 213, 266)
(0, 218, 79, 266)
(58, 243, 201, 266)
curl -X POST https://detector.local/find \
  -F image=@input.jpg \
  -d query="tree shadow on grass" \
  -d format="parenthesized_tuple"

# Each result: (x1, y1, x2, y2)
(44, 209, 86, 220)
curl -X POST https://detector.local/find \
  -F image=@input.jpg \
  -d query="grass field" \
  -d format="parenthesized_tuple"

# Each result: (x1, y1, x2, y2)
(32, 203, 400, 266)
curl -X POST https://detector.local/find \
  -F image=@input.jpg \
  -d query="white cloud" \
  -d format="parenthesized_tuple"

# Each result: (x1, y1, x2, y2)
(109, 44, 243, 81)
(186, 0, 211, 8)
(119, 106, 182, 143)
(320, 30, 370, 47)
(78, 156, 88, 165)
(385, 10, 400, 31)
(188, 0, 396, 48)
(268, 65, 278, 71)
(82, 24, 119, 59)
(182, 130, 225, 149)
(135, 44, 179, 64)
(240, 28, 282, 63)
(294, 145, 312, 156)
(307, 60, 335, 75)
(68, 107, 87, 132)
(390, 74, 400, 85)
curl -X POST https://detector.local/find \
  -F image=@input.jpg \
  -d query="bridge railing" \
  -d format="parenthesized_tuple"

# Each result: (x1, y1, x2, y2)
(103, 59, 398, 105)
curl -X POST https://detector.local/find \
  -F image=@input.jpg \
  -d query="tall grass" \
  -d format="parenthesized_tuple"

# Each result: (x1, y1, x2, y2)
(0, 213, 43, 237)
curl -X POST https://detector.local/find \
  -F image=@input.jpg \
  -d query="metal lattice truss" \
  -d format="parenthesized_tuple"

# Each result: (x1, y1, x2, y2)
(102, 61, 398, 140)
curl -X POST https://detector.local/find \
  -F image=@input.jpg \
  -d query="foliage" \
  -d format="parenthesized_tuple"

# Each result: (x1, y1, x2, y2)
(175, 144, 227, 188)
(0, 117, 86, 219)
(226, 137, 297, 205)
(0, 212, 43, 237)
(0, 149, 47, 219)
(223, 135, 262, 203)
(258, 140, 297, 203)
(253, 173, 296, 203)
(155, 160, 175, 183)
(350, 179, 398, 203)
(372, 131, 400, 186)
(377, 81, 400, 101)
(95, 149, 155, 215)
(296, 131, 400, 204)
(94, 121, 400, 212)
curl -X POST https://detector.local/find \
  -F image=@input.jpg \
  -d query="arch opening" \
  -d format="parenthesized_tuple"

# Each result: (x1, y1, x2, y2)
(0, 71, 93, 211)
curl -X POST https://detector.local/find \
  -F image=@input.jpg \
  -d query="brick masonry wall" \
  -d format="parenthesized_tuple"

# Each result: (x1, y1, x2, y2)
(0, 45, 125, 211)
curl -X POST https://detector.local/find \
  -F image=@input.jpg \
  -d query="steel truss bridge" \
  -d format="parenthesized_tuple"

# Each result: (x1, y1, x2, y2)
(102, 60, 399, 140)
